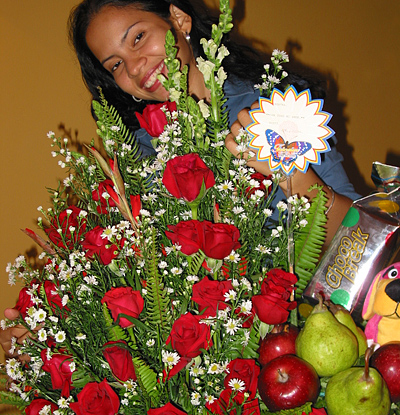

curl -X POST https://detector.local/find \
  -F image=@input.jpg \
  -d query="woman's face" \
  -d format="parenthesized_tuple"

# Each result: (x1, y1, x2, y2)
(86, 4, 197, 102)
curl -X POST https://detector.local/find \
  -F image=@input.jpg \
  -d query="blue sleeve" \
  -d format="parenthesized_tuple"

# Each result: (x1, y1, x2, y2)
(135, 128, 156, 158)
(312, 140, 361, 200)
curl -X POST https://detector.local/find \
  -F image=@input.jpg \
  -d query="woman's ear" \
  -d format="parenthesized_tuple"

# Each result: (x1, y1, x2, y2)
(169, 4, 192, 35)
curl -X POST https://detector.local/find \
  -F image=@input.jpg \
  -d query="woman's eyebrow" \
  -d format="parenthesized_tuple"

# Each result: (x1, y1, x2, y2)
(101, 22, 138, 65)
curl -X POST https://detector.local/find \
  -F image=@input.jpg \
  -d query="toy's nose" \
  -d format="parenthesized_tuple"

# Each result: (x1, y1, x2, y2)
(385, 279, 400, 303)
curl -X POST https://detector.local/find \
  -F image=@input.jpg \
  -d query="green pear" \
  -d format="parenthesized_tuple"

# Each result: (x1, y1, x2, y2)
(295, 295, 358, 377)
(325, 347, 391, 415)
(327, 301, 368, 357)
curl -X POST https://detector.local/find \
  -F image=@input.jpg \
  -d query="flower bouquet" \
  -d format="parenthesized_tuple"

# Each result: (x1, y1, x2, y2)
(0, 1, 331, 414)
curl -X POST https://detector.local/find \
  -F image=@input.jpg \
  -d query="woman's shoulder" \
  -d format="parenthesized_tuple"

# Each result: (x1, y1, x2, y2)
(224, 75, 259, 125)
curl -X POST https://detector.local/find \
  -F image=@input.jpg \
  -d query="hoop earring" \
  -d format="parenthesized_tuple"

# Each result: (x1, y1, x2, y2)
(185, 32, 191, 42)
(132, 95, 142, 102)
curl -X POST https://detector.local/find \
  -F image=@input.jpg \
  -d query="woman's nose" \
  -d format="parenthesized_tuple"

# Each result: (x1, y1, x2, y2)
(125, 54, 145, 78)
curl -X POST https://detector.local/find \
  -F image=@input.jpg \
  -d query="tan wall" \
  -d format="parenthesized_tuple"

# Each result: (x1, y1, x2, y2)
(0, 0, 399, 411)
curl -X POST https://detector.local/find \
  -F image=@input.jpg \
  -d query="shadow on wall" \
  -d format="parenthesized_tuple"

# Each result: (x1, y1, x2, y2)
(283, 40, 373, 197)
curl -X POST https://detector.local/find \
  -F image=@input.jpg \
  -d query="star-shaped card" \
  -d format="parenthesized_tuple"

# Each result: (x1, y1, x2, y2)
(246, 86, 334, 175)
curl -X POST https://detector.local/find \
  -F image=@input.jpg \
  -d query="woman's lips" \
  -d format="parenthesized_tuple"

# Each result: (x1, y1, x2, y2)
(141, 61, 165, 92)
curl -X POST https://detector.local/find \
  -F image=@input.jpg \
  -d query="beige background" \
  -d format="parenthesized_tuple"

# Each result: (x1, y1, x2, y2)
(0, 0, 399, 412)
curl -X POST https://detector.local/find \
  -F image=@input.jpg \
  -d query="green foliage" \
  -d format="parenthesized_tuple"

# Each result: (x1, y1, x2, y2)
(143, 228, 171, 336)
(132, 357, 159, 408)
(294, 185, 328, 298)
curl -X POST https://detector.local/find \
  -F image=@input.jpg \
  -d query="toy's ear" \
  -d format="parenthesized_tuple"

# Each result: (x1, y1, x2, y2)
(362, 271, 383, 320)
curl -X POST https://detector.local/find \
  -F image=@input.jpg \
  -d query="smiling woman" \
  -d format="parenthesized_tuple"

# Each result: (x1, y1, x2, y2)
(84, 5, 200, 102)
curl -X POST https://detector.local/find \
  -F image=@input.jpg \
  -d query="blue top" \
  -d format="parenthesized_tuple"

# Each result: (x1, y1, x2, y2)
(135, 76, 361, 210)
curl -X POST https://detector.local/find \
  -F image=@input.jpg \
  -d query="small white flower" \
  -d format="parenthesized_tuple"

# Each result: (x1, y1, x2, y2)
(276, 201, 287, 211)
(205, 394, 217, 404)
(57, 397, 70, 409)
(76, 333, 86, 341)
(224, 290, 237, 302)
(55, 331, 66, 343)
(146, 339, 155, 347)
(263, 208, 273, 217)
(190, 391, 201, 406)
(224, 318, 241, 335)
(224, 251, 240, 263)
(207, 362, 222, 374)
(34, 309, 47, 323)
(102, 226, 118, 240)
(37, 328, 47, 342)
(186, 275, 199, 283)
(239, 300, 253, 315)
(228, 378, 246, 392)
(162, 350, 180, 367)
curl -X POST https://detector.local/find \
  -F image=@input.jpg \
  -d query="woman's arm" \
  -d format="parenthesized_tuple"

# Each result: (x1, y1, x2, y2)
(225, 109, 353, 249)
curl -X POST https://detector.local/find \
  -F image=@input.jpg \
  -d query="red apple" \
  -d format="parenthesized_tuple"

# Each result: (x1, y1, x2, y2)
(258, 324, 299, 366)
(370, 342, 400, 402)
(258, 354, 320, 412)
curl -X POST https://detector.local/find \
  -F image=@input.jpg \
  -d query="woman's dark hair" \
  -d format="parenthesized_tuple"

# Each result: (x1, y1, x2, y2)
(68, 0, 266, 131)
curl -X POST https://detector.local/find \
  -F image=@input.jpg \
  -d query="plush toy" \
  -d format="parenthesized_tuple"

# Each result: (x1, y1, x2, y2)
(362, 262, 400, 345)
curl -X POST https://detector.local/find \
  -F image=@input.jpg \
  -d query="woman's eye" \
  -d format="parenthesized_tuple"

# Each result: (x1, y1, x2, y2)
(134, 32, 144, 45)
(111, 60, 122, 73)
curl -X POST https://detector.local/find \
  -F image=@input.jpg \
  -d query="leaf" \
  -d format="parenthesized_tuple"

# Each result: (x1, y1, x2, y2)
(132, 357, 159, 407)
(294, 185, 328, 298)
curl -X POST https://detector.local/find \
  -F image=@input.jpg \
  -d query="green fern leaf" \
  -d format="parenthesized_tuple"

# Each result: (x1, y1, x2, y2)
(102, 303, 129, 342)
(144, 228, 171, 334)
(294, 185, 328, 298)
(132, 356, 159, 406)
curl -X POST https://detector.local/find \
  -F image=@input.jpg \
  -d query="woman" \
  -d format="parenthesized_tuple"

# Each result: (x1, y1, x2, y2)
(1, 0, 359, 355)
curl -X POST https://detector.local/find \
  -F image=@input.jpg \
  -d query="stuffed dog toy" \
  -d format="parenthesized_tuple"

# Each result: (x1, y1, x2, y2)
(362, 262, 400, 345)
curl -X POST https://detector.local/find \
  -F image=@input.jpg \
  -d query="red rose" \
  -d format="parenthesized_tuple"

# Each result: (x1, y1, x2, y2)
(101, 287, 144, 328)
(103, 341, 136, 382)
(80, 226, 122, 265)
(135, 101, 177, 137)
(43, 281, 70, 316)
(162, 153, 215, 202)
(265, 268, 298, 289)
(206, 389, 260, 415)
(45, 206, 87, 250)
(41, 350, 73, 397)
(191, 277, 233, 317)
(25, 398, 58, 415)
(166, 313, 212, 359)
(14, 285, 36, 318)
(92, 179, 118, 214)
(69, 379, 119, 415)
(201, 221, 241, 260)
(252, 270, 297, 325)
(147, 402, 188, 415)
(165, 220, 204, 255)
(223, 358, 260, 399)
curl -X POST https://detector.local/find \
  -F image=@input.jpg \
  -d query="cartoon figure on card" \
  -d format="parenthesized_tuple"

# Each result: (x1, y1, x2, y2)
(362, 262, 400, 345)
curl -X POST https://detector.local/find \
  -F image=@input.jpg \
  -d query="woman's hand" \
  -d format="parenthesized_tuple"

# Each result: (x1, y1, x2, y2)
(1, 308, 31, 361)
(225, 106, 353, 249)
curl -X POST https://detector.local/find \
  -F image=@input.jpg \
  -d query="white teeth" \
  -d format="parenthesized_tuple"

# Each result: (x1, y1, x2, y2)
(144, 62, 164, 89)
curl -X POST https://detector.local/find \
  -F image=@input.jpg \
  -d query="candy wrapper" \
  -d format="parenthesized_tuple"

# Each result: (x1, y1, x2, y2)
(303, 162, 400, 323)
(371, 161, 400, 192)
